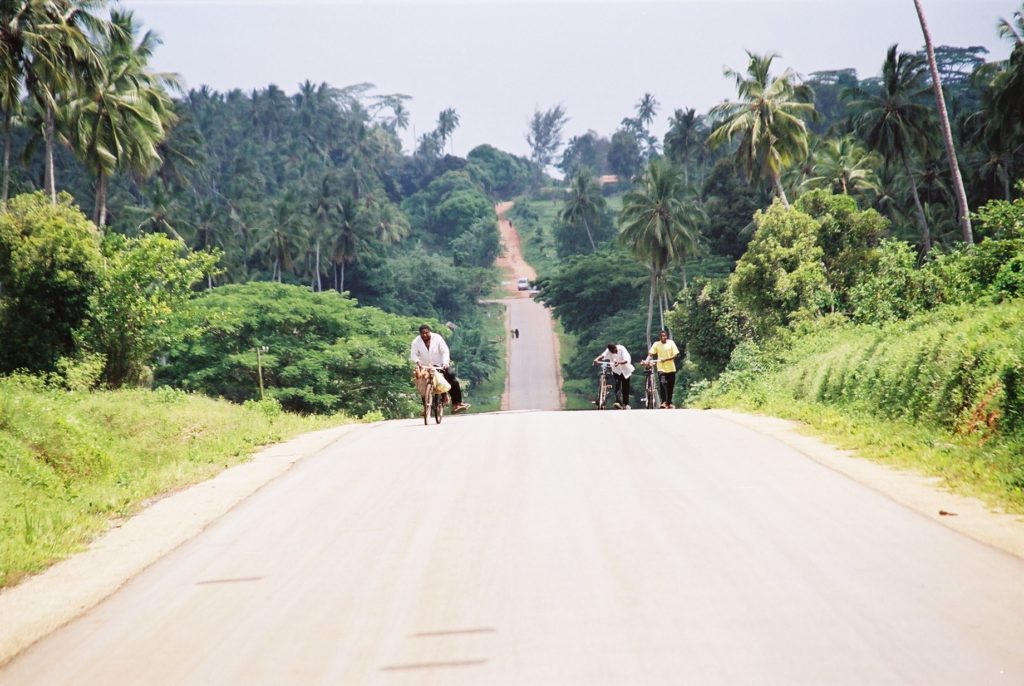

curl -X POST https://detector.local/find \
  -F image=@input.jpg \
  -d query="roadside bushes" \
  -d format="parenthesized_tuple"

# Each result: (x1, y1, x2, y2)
(156, 282, 425, 418)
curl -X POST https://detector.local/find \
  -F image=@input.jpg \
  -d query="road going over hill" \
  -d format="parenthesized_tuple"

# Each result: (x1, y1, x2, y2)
(493, 201, 561, 411)
(3, 408, 1023, 684)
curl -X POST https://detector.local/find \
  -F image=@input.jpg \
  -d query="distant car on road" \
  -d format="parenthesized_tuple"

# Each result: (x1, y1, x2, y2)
(516, 277, 530, 291)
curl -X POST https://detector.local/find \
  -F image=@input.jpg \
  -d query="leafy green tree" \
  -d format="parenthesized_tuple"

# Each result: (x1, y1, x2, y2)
(82, 233, 218, 387)
(708, 52, 817, 208)
(466, 144, 531, 198)
(156, 282, 424, 417)
(451, 218, 500, 268)
(699, 158, 769, 259)
(559, 131, 608, 177)
(845, 45, 936, 251)
(619, 158, 701, 344)
(607, 129, 642, 181)
(794, 189, 887, 309)
(728, 202, 831, 337)
(525, 104, 568, 169)
(665, 277, 747, 381)
(0, 192, 102, 373)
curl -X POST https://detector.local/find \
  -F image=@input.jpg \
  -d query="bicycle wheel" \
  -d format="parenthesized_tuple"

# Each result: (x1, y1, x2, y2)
(433, 392, 444, 424)
(423, 385, 433, 425)
(597, 374, 609, 410)
(645, 371, 659, 409)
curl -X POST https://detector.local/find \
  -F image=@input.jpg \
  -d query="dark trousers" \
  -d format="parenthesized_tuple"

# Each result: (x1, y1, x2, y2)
(613, 373, 630, 406)
(441, 367, 462, 405)
(659, 371, 676, 405)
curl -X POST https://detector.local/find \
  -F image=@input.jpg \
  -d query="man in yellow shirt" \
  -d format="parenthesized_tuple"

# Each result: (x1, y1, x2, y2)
(644, 329, 681, 408)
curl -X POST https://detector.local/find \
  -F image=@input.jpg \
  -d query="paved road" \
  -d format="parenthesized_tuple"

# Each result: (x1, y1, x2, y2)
(4, 410, 1023, 684)
(504, 295, 561, 411)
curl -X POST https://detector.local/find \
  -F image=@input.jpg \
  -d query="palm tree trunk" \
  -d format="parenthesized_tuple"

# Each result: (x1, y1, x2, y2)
(44, 105, 57, 203)
(582, 216, 597, 252)
(340, 261, 346, 293)
(2, 111, 11, 204)
(314, 240, 322, 292)
(772, 170, 790, 208)
(646, 267, 656, 348)
(94, 171, 109, 228)
(913, 0, 973, 244)
(1001, 156, 1012, 200)
(901, 152, 932, 253)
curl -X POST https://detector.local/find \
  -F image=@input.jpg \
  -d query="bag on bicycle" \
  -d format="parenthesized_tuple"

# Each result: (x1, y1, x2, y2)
(432, 369, 452, 393)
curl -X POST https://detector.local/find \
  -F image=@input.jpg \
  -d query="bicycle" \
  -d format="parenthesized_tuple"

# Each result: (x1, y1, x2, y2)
(640, 361, 660, 409)
(413, 364, 449, 425)
(594, 360, 613, 410)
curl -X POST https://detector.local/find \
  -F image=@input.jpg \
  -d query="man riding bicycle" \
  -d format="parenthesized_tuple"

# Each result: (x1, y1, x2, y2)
(593, 342, 635, 409)
(410, 324, 470, 413)
(642, 329, 680, 408)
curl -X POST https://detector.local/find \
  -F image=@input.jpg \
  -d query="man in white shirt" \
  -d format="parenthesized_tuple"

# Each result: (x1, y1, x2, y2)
(593, 342, 635, 409)
(410, 324, 469, 412)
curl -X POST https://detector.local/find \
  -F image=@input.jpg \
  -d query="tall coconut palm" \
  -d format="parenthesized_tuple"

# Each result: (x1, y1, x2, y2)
(663, 108, 703, 186)
(560, 168, 605, 252)
(707, 52, 817, 208)
(5, 0, 106, 203)
(66, 9, 180, 227)
(911, 0, 973, 244)
(436, 107, 459, 154)
(330, 194, 369, 293)
(0, 14, 23, 204)
(619, 158, 700, 345)
(635, 93, 658, 130)
(845, 45, 936, 251)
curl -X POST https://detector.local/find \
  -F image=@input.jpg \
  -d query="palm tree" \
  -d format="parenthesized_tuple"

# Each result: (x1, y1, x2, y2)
(663, 108, 703, 185)
(5, 0, 106, 203)
(619, 158, 700, 345)
(977, 4, 1024, 199)
(330, 195, 369, 293)
(560, 168, 605, 252)
(0, 43, 21, 204)
(845, 45, 936, 251)
(66, 9, 180, 227)
(911, 0, 973, 244)
(802, 136, 881, 198)
(635, 93, 658, 130)
(436, 107, 459, 154)
(707, 52, 817, 208)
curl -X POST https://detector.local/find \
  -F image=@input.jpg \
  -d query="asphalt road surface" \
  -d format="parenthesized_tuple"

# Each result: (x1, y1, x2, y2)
(503, 294, 561, 411)
(4, 409, 1023, 684)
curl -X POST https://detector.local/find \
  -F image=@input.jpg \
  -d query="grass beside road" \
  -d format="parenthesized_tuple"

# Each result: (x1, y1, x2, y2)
(0, 377, 345, 588)
(470, 302, 508, 413)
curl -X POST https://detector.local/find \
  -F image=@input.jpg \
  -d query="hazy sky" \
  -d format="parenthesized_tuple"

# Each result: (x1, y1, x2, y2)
(121, 1, 1015, 158)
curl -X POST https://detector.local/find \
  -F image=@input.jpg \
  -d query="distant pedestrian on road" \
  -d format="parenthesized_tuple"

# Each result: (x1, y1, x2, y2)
(514, 328, 520, 339)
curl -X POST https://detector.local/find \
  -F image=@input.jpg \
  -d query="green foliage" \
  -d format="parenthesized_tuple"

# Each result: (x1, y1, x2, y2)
(534, 249, 646, 336)
(0, 375, 340, 587)
(728, 202, 830, 337)
(699, 158, 769, 259)
(666, 278, 747, 381)
(794, 189, 886, 307)
(451, 219, 501, 268)
(84, 234, 220, 388)
(849, 239, 942, 322)
(466, 145, 531, 198)
(973, 189, 1024, 241)
(156, 282, 425, 418)
(694, 301, 1024, 507)
(0, 192, 102, 374)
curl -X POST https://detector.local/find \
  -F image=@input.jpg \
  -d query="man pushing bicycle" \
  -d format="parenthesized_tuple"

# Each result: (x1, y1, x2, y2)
(642, 329, 680, 408)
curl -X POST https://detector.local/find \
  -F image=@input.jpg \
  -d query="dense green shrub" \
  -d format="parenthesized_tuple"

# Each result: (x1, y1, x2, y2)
(666, 278, 747, 381)
(0, 193, 102, 374)
(156, 282, 424, 417)
(728, 202, 831, 337)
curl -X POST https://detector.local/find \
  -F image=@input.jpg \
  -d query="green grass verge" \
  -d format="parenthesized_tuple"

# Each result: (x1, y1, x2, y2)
(0, 377, 346, 587)
(469, 302, 508, 413)
(694, 300, 1024, 512)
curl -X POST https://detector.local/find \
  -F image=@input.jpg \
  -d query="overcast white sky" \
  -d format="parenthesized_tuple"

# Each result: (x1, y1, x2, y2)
(120, 1, 1015, 158)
